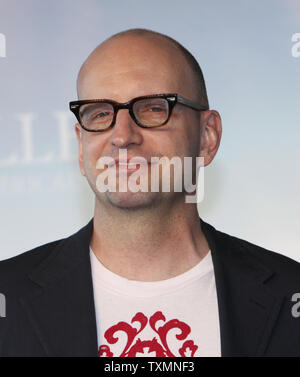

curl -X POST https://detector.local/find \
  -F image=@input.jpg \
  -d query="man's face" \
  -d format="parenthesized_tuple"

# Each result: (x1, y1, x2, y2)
(76, 35, 202, 210)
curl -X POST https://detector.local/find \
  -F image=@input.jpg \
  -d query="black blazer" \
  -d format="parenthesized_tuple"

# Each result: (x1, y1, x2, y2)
(0, 218, 300, 357)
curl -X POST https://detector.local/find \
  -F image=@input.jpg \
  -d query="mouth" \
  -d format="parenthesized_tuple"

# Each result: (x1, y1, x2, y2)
(96, 155, 160, 176)
(112, 161, 149, 174)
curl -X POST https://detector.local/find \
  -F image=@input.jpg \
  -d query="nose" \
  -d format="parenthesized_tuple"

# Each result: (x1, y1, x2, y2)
(109, 108, 143, 148)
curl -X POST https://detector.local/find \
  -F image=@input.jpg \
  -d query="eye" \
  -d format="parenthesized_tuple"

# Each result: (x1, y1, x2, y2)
(149, 107, 164, 112)
(96, 111, 111, 118)
(141, 105, 166, 113)
(80, 103, 114, 123)
(89, 109, 114, 122)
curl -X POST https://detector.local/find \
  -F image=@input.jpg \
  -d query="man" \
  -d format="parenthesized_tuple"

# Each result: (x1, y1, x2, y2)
(0, 28, 299, 357)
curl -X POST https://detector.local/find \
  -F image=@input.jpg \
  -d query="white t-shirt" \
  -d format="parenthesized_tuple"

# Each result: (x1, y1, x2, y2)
(90, 248, 221, 357)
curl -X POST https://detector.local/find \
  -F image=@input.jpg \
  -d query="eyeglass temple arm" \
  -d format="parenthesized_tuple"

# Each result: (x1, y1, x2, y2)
(177, 95, 208, 111)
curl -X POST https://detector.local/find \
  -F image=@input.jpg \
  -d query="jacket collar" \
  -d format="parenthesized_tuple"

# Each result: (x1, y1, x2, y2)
(24, 218, 284, 356)
(200, 219, 284, 356)
(22, 219, 98, 356)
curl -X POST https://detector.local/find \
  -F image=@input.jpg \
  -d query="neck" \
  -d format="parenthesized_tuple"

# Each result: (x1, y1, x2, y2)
(90, 197, 209, 281)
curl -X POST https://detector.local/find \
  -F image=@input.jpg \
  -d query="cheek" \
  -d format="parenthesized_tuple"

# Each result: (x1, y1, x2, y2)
(173, 123, 200, 158)
(81, 137, 105, 174)
(182, 114, 201, 156)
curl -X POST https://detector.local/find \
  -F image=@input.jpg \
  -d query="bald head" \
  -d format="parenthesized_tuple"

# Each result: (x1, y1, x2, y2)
(77, 28, 209, 108)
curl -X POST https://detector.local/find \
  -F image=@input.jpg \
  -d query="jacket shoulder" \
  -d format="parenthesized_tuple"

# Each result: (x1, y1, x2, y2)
(214, 226, 300, 285)
(0, 238, 64, 285)
(222, 229, 299, 266)
(0, 219, 93, 290)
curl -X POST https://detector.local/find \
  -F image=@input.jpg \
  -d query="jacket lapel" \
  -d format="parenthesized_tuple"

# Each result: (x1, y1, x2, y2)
(201, 219, 284, 356)
(21, 219, 98, 356)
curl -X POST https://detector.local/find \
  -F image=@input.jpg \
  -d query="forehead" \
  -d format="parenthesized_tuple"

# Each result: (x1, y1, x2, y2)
(77, 35, 195, 101)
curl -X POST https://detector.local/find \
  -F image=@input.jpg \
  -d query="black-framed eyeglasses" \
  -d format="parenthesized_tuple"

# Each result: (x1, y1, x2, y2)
(69, 93, 208, 132)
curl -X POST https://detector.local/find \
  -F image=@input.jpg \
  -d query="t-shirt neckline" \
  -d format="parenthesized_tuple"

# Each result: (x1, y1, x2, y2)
(90, 247, 213, 297)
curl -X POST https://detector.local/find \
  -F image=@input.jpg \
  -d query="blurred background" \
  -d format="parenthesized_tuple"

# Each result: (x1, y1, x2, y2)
(0, 0, 299, 261)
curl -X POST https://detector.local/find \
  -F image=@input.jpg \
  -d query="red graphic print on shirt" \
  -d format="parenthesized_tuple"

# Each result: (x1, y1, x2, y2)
(98, 311, 198, 357)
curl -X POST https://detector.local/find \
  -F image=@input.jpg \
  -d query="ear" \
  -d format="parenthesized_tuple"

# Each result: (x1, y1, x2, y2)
(199, 110, 222, 166)
(75, 124, 86, 176)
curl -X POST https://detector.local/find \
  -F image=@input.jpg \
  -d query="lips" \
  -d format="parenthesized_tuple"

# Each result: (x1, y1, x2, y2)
(117, 162, 142, 168)
(104, 157, 148, 176)
(108, 158, 149, 167)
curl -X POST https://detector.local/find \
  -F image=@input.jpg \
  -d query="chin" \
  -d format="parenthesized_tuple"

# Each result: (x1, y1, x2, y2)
(104, 191, 160, 210)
